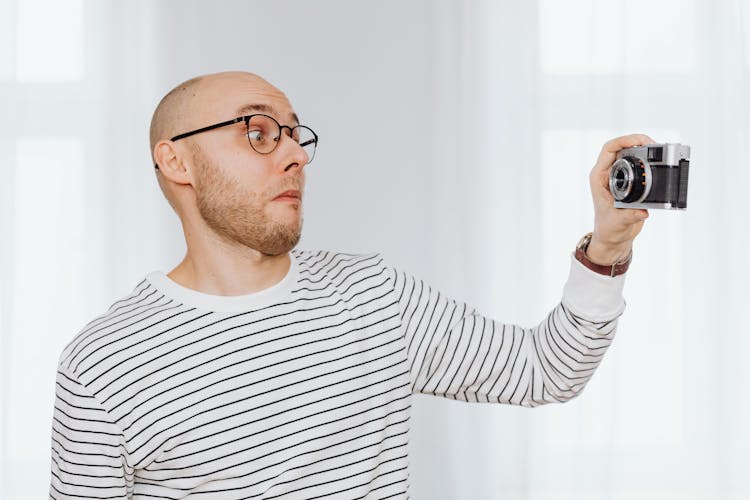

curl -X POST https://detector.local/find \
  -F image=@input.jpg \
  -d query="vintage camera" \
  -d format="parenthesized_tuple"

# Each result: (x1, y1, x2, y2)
(609, 143, 691, 210)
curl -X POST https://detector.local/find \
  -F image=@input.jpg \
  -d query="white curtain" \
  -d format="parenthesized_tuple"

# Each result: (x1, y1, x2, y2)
(1, 1, 747, 498)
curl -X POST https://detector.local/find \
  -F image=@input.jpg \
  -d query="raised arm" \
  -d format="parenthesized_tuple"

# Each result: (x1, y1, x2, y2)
(394, 134, 653, 405)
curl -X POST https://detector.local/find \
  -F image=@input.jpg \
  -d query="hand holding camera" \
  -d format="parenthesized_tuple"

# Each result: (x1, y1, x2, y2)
(586, 135, 691, 267)
(587, 135, 654, 266)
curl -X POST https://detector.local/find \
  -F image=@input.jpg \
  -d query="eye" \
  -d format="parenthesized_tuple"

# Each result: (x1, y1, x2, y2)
(248, 129, 263, 141)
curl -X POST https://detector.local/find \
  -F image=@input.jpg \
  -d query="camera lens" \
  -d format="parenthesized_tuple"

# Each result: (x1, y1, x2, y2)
(609, 156, 649, 202)
(614, 169, 627, 190)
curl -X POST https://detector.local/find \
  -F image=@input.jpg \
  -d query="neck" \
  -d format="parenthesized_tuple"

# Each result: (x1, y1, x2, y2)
(167, 226, 292, 297)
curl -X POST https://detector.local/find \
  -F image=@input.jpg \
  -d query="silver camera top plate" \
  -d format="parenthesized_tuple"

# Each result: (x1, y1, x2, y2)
(615, 143, 691, 165)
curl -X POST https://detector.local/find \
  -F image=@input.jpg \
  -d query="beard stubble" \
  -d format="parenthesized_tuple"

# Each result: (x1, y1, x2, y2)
(192, 151, 303, 256)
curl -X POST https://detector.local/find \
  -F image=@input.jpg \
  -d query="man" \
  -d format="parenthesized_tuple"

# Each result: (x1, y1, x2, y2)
(50, 71, 650, 499)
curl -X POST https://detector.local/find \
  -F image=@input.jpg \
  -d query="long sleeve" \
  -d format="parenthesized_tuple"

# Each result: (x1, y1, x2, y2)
(50, 365, 132, 499)
(392, 254, 625, 406)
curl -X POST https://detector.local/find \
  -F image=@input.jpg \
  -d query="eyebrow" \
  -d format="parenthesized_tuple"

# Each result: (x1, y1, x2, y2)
(236, 103, 300, 126)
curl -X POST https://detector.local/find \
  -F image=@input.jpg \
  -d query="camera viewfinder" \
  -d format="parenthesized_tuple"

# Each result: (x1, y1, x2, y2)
(647, 146, 663, 162)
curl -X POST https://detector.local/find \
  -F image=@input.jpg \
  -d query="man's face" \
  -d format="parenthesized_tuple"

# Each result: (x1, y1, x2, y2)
(183, 74, 309, 256)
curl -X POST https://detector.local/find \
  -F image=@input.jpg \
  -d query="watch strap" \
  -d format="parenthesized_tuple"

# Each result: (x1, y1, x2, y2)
(575, 232, 631, 277)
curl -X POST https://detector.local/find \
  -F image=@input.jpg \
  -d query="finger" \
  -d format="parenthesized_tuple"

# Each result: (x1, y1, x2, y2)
(590, 163, 616, 195)
(594, 134, 656, 175)
(620, 208, 649, 222)
(600, 134, 655, 155)
(593, 181, 615, 202)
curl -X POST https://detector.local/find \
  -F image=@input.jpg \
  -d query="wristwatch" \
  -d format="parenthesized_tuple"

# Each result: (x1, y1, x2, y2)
(575, 232, 632, 277)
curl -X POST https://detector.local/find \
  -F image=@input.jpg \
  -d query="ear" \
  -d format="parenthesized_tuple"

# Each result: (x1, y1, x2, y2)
(153, 140, 193, 186)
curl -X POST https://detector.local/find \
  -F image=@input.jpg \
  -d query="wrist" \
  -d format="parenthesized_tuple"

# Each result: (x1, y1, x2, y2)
(587, 235, 632, 266)
(575, 232, 632, 277)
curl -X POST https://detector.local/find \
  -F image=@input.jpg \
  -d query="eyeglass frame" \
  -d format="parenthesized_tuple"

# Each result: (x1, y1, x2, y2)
(153, 113, 318, 169)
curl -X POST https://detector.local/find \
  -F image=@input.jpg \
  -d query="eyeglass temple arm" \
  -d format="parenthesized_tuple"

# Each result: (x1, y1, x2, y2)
(154, 117, 249, 169)
(170, 116, 246, 141)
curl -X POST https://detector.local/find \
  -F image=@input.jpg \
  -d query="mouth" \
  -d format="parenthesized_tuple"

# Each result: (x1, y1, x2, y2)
(273, 189, 302, 202)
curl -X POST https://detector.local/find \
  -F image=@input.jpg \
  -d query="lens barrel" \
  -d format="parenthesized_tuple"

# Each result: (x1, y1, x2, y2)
(609, 156, 649, 203)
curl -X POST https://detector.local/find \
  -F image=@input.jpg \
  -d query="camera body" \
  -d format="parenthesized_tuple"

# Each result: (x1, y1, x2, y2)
(609, 143, 691, 210)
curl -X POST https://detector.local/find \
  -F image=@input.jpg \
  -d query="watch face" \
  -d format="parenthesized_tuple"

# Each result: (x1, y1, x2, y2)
(577, 232, 593, 250)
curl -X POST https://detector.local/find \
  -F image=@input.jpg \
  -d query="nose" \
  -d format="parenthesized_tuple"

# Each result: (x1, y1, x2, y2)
(278, 131, 309, 171)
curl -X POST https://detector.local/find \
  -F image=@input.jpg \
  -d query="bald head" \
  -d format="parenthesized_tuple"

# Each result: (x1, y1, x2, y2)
(149, 75, 203, 158)
(149, 71, 277, 163)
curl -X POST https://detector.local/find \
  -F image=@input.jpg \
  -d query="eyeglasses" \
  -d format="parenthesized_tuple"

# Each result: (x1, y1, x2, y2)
(155, 114, 318, 169)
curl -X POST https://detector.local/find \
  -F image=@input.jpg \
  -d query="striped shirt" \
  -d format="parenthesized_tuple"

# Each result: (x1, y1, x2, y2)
(50, 249, 625, 499)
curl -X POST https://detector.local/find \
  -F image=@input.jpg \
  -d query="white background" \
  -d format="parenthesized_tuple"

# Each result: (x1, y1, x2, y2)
(0, 0, 748, 498)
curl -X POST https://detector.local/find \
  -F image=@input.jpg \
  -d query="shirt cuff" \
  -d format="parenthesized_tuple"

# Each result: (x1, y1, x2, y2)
(562, 253, 626, 322)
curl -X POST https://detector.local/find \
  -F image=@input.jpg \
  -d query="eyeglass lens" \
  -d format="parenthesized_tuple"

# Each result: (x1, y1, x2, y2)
(246, 115, 317, 164)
